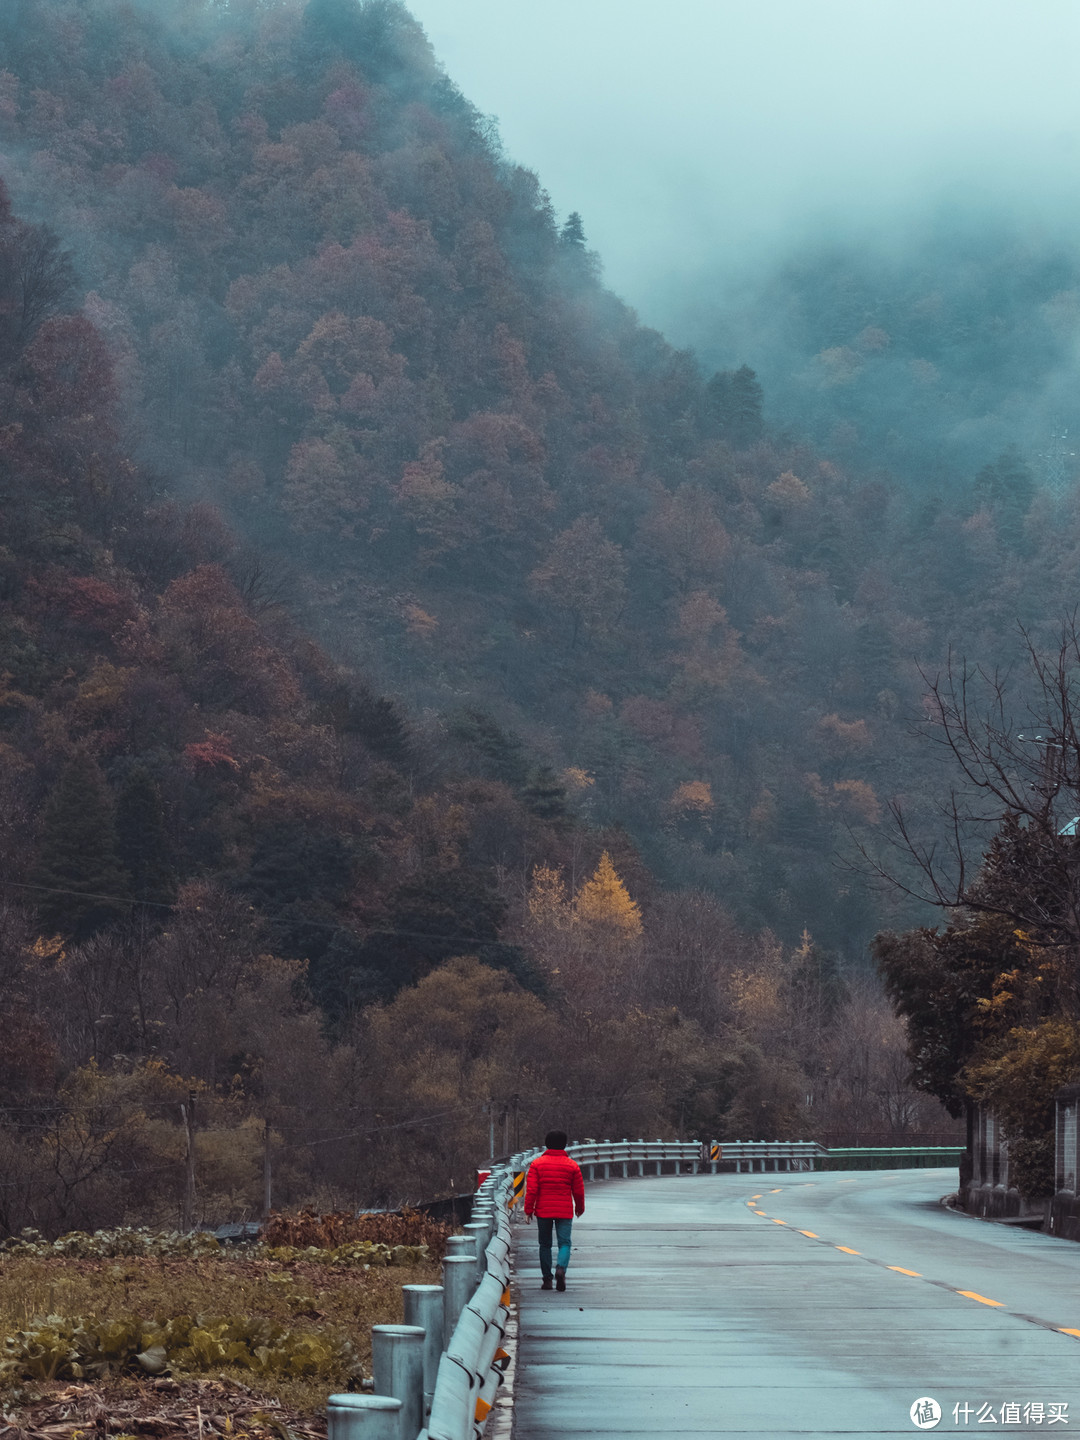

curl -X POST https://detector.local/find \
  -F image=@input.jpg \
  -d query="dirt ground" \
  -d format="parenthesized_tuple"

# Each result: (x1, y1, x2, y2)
(0, 1251, 443, 1439)
(0, 1375, 328, 1440)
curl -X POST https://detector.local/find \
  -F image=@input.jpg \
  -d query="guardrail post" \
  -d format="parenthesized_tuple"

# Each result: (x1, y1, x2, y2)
(327, 1395, 402, 1440)
(472, 1205, 495, 1248)
(402, 1284, 443, 1419)
(444, 1234, 474, 1258)
(464, 1220, 489, 1283)
(442, 1253, 476, 1349)
(371, 1325, 424, 1440)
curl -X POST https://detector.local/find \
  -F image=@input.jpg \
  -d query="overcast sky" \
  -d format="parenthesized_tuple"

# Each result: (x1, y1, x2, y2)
(405, 0, 1080, 330)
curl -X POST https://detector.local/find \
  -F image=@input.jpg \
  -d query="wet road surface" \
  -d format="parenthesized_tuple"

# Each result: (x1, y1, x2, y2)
(511, 1169, 1080, 1437)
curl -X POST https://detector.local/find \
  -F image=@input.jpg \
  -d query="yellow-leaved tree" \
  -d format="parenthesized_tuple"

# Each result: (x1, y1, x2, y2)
(574, 851, 642, 936)
(520, 855, 644, 1016)
(568, 852, 644, 1015)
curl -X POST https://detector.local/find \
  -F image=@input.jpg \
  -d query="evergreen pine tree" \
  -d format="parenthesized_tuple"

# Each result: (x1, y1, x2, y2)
(523, 765, 569, 823)
(322, 684, 412, 765)
(706, 365, 764, 447)
(728, 365, 764, 447)
(560, 212, 586, 249)
(345, 865, 512, 1003)
(789, 932, 849, 1027)
(973, 445, 1034, 551)
(557, 212, 598, 286)
(115, 765, 176, 908)
(447, 708, 528, 787)
(32, 753, 130, 940)
(705, 370, 732, 435)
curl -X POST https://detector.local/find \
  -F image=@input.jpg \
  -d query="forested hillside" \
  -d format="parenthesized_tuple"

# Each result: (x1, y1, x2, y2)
(5, 0, 1073, 954)
(12, 0, 1080, 1223)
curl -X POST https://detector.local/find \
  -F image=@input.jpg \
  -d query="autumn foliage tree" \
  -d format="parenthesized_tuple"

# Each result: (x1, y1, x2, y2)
(529, 517, 627, 645)
(874, 626, 1080, 1196)
(575, 850, 642, 934)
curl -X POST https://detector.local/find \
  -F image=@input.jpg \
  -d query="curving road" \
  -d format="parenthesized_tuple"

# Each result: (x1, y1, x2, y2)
(510, 1169, 1080, 1437)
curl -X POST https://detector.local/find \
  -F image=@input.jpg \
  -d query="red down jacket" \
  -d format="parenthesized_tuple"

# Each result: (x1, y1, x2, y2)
(524, 1147, 585, 1219)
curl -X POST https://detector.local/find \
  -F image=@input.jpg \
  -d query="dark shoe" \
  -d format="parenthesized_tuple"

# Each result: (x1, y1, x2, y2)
(555, 1266, 566, 1292)
(540, 1277, 553, 1290)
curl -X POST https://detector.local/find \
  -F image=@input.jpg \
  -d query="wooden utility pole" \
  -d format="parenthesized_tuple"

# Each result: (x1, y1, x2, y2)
(262, 1118, 273, 1219)
(181, 1090, 197, 1231)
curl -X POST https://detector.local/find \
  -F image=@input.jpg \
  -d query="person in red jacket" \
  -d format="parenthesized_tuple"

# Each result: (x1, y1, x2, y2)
(523, 1129, 585, 1291)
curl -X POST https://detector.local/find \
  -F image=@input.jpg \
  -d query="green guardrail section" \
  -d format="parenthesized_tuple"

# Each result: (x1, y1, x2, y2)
(817, 1147, 965, 1171)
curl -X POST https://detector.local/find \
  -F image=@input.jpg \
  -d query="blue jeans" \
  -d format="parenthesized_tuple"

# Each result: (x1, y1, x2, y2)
(537, 1216, 573, 1277)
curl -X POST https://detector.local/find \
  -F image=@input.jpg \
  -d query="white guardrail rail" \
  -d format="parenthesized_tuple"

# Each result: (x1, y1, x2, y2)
(325, 1136, 827, 1440)
(567, 1137, 826, 1177)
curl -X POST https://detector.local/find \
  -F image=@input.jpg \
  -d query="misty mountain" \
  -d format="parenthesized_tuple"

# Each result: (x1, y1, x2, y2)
(670, 212, 1080, 491)
(3, 0, 1079, 979)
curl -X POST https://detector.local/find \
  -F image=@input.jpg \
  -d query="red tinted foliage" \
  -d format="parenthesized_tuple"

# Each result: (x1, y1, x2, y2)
(182, 731, 240, 771)
(23, 314, 116, 420)
(58, 575, 133, 627)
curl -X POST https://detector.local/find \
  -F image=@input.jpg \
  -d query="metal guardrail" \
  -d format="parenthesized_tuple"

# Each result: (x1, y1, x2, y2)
(327, 1152, 535, 1440)
(562, 1139, 964, 1177)
(565, 1138, 827, 1176)
(424, 1160, 525, 1440)
(325, 1136, 965, 1438)
(817, 1146, 965, 1171)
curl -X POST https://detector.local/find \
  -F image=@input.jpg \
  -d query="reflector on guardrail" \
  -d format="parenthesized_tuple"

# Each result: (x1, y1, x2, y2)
(509, 1170, 525, 1208)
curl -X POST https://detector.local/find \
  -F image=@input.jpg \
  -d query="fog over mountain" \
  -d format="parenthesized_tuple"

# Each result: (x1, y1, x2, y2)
(407, 1, 1080, 289)
(409, 0, 1080, 480)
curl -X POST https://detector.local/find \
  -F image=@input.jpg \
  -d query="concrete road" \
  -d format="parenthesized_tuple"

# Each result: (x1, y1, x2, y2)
(510, 1169, 1080, 1438)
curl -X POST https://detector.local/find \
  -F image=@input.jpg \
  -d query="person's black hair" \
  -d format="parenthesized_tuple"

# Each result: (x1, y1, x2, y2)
(545, 1129, 568, 1149)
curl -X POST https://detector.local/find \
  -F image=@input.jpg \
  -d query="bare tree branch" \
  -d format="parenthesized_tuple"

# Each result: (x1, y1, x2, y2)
(852, 620, 1080, 952)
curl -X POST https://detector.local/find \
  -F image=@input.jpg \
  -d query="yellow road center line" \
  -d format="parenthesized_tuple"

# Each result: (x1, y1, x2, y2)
(795, 1235, 1038, 1323)
(787, 1222, 1064, 1327)
(750, 1194, 762, 1200)
(769, 1188, 782, 1193)
(745, 1201, 757, 1207)
(771, 1218, 786, 1225)
(752, 1209, 767, 1215)
(1060, 1329, 1080, 1337)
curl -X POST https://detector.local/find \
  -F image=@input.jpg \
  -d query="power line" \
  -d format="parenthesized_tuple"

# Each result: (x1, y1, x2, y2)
(1, 878, 172, 910)
(0, 877, 511, 950)
(298, 1102, 487, 1148)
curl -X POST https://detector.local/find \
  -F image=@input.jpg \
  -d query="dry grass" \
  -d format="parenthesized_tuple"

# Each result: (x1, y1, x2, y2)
(0, 1250, 442, 1425)
(263, 1208, 452, 1259)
